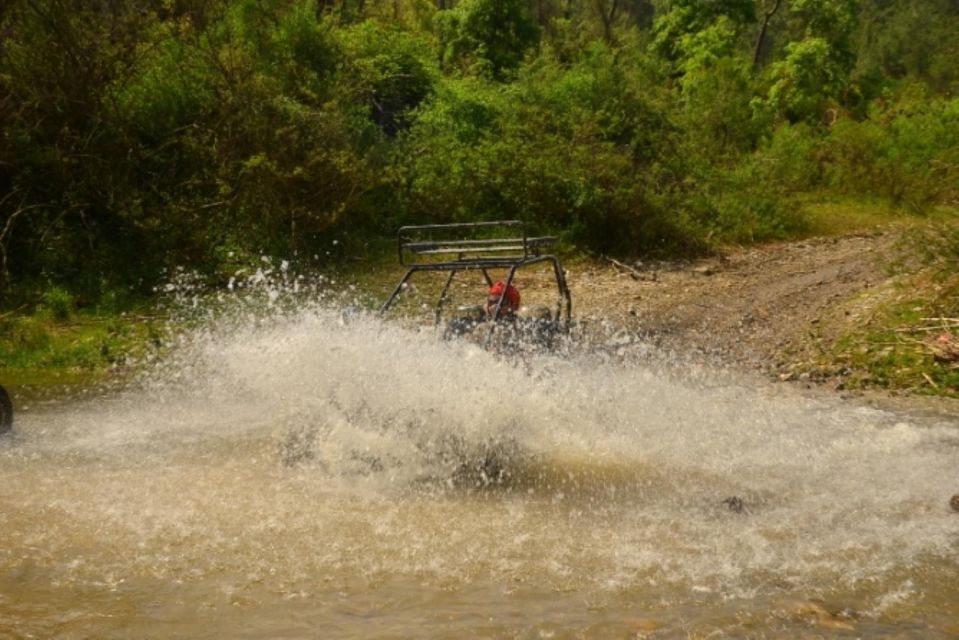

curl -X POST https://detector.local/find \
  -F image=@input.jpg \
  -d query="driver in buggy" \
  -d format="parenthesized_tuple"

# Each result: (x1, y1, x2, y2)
(445, 280, 519, 339)
(446, 280, 556, 350)
(486, 281, 521, 320)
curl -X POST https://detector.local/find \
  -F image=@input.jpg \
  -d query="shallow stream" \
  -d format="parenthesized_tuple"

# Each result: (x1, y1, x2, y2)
(1, 307, 957, 638)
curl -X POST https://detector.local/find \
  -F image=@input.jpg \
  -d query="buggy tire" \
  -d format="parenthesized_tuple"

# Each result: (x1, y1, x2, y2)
(0, 385, 12, 435)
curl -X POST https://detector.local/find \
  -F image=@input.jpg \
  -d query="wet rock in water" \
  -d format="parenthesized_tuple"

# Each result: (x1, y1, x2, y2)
(723, 496, 745, 513)
(627, 618, 663, 638)
(950, 494, 959, 512)
(783, 601, 856, 631)
(938, 622, 959, 636)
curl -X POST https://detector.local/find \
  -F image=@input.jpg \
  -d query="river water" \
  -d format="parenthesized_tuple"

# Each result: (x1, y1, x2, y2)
(1, 305, 958, 638)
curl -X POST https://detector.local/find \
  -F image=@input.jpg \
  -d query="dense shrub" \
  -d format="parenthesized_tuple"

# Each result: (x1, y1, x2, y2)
(824, 95, 959, 210)
(435, 0, 539, 79)
(394, 45, 685, 252)
(1, 0, 957, 307)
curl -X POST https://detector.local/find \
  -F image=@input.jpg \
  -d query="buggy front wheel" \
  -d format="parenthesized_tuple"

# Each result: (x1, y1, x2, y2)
(0, 385, 13, 434)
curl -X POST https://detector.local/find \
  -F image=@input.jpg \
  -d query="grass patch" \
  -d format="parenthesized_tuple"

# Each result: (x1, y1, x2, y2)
(805, 216, 959, 397)
(822, 274, 958, 397)
(798, 197, 914, 237)
(0, 312, 165, 387)
(797, 197, 959, 239)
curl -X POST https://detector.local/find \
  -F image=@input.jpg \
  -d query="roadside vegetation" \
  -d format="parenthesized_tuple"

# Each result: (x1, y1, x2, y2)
(1, 0, 957, 394)
(820, 223, 959, 397)
(0, 297, 164, 385)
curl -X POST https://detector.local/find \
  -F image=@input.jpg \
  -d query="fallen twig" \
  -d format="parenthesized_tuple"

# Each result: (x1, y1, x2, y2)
(872, 341, 925, 348)
(0, 304, 27, 321)
(893, 324, 959, 333)
(603, 255, 657, 281)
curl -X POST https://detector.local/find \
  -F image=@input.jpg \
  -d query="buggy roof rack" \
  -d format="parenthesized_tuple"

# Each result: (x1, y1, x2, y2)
(380, 220, 572, 348)
(397, 220, 558, 268)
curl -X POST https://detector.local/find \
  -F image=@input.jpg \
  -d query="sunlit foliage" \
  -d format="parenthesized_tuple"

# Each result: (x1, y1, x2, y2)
(1, 0, 957, 307)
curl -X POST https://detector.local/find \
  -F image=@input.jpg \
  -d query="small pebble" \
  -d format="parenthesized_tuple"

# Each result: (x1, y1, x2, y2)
(950, 494, 959, 512)
(723, 496, 745, 513)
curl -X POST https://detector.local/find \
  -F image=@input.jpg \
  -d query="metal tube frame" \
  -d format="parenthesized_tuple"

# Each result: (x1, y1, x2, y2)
(378, 221, 572, 347)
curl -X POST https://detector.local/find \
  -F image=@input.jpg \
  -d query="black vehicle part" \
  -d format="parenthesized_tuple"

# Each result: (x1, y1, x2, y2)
(379, 221, 572, 348)
(443, 305, 486, 340)
(0, 385, 12, 434)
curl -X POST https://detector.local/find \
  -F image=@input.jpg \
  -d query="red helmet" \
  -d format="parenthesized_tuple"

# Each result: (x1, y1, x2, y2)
(487, 281, 520, 317)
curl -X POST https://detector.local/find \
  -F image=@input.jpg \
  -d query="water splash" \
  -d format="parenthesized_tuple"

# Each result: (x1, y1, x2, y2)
(1, 280, 957, 635)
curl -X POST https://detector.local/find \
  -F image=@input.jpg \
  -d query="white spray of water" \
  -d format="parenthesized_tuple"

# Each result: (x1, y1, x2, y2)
(1, 292, 957, 625)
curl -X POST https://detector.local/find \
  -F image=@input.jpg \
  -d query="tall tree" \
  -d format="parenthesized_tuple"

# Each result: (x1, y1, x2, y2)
(437, 0, 540, 78)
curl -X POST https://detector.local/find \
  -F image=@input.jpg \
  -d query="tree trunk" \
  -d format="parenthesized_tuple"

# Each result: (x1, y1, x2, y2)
(597, 0, 619, 44)
(753, 0, 782, 67)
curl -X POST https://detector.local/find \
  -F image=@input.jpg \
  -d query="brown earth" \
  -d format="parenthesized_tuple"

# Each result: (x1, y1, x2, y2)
(568, 231, 896, 373)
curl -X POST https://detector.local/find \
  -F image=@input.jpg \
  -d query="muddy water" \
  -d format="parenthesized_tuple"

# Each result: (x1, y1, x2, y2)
(1, 309, 958, 638)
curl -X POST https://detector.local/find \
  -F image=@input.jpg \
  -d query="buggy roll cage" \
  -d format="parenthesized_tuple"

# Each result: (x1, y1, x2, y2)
(378, 221, 572, 347)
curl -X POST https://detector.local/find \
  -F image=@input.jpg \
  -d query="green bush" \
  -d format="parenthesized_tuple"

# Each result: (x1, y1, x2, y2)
(435, 0, 539, 79)
(337, 21, 436, 136)
(760, 123, 823, 192)
(683, 158, 806, 244)
(394, 47, 682, 252)
(823, 93, 959, 210)
(40, 287, 74, 322)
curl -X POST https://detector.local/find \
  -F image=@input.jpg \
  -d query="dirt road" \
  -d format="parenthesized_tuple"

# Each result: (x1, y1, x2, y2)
(570, 231, 897, 373)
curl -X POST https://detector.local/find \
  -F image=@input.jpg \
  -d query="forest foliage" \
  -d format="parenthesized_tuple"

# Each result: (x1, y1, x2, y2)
(1, 0, 958, 308)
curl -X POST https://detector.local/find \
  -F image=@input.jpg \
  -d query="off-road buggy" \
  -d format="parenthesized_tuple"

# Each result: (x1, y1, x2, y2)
(378, 221, 572, 349)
